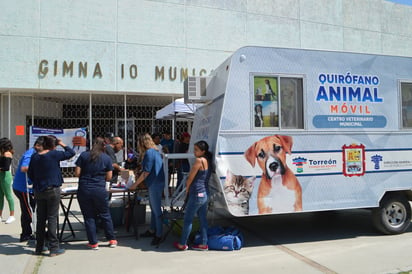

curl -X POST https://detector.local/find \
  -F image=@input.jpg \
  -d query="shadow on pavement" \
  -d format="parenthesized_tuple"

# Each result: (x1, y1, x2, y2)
(224, 209, 412, 246)
(0, 235, 35, 256)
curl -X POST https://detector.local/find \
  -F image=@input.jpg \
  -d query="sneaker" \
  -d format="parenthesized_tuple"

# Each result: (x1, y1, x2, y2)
(33, 250, 44, 256)
(192, 244, 208, 251)
(33, 246, 49, 256)
(49, 248, 65, 257)
(173, 241, 188, 251)
(140, 230, 155, 238)
(87, 243, 99, 250)
(151, 236, 162, 246)
(5, 216, 15, 224)
(108, 240, 117, 248)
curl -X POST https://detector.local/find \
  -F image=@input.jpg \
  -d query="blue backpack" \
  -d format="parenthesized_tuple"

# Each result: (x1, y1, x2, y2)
(194, 226, 244, 251)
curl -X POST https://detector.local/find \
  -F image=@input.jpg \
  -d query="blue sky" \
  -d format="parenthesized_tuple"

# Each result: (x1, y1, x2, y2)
(386, 0, 412, 6)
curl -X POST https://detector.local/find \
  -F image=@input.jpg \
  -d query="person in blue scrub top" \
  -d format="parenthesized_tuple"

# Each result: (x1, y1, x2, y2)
(129, 133, 165, 246)
(75, 137, 117, 250)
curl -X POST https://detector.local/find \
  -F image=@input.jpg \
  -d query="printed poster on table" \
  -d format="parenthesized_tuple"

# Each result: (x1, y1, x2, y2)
(29, 126, 87, 167)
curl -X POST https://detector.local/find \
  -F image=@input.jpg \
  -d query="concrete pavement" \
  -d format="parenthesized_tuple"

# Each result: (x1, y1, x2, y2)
(1, 197, 412, 274)
(0, 196, 321, 274)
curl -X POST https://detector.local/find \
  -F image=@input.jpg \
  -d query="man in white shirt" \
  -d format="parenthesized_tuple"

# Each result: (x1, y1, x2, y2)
(152, 133, 163, 156)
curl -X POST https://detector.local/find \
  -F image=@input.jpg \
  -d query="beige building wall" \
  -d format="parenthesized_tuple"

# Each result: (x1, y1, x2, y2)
(0, 0, 412, 95)
(1, 0, 412, 156)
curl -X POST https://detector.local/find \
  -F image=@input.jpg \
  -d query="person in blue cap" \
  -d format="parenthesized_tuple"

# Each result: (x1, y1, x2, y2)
(13, 136, 45, 242)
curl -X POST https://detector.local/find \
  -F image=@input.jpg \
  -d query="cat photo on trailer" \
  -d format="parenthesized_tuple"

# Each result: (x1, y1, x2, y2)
(223, 170, 255, 216)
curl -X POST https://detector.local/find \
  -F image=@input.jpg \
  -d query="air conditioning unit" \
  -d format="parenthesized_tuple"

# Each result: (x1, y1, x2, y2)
(184, 76, 212, 103)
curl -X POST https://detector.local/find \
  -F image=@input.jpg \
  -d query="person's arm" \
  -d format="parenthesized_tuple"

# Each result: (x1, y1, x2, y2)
(27, 159, 35, 181)
(185, 158, 202, 194)
(112, 162, 125, 172)
(74, 166, 81, 177)
(100, 153, 114, 183)
(105, 170, 113, 182)
(128, 150, 151, 190)
(20, 149, 35, 173)
(128, 171, 149, 190)
(56, 139, 76, 159)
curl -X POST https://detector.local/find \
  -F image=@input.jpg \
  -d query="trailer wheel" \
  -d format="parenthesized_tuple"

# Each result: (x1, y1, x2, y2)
(372, 194, 411, 235)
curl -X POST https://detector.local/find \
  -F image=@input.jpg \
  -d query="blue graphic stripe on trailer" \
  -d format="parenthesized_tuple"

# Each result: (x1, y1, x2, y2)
(296, 169, 412, 176)
(365, 169, 412, 173)
(295, 172, 342, 177)
(218, 152, 243, 155)
(219, 169, 412, 179)
(220, 173, 344, 178)
(219, 148, 412, 155)
(367, 148, 412, 152)
(292, 150, 342, 154)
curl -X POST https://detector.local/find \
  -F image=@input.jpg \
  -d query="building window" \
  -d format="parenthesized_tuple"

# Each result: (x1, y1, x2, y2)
(401, 82, 412, 128)
(253, 75, 303, 129)
(0, 92, 188, 177)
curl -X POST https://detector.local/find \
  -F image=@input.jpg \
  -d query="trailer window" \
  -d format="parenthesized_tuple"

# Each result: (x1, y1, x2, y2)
(280, 78, 304, 129)
(401, 82, 412, 128)
(253, 76, 303, 129)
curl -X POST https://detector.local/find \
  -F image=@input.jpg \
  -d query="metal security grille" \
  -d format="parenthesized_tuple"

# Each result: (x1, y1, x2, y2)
(1, 92, 190, 176)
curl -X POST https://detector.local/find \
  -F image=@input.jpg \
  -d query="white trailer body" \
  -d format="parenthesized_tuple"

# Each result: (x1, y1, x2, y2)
(186, 46, 412, 234)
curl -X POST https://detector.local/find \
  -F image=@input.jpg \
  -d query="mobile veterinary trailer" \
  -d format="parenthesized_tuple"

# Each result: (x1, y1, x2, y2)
(185, 46, 412, 234)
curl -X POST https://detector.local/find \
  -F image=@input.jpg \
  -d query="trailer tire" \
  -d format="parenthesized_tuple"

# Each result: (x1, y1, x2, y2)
(372, 194, 411, 235)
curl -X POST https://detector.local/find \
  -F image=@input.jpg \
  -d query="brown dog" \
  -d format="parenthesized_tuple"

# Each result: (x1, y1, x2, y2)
(245, 135, 302, 214)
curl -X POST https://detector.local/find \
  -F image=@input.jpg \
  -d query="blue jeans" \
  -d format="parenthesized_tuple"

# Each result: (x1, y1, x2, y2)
(148, 184, 164, 238)
(77, 185, 115, 244)
(179, 191, 208, 246)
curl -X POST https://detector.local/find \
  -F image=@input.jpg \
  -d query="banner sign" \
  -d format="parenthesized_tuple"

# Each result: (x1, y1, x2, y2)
(29, 126, 87, 167)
